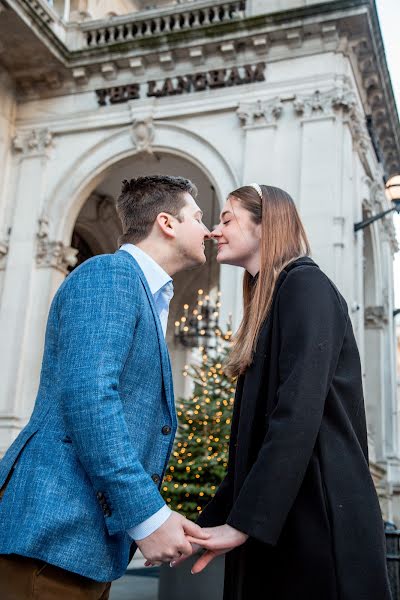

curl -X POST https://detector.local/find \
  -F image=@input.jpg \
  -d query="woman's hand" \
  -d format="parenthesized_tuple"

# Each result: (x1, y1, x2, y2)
(186, 524, 248, 574)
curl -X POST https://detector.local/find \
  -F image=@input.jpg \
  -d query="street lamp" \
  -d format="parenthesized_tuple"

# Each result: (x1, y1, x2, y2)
(354, 175, 400, 232)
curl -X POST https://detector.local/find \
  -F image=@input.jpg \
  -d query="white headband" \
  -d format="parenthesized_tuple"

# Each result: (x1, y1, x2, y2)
(248, 183, 263, 199)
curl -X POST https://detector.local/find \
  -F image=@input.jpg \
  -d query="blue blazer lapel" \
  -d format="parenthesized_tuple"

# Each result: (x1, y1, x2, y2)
(118, 251, 175, 419)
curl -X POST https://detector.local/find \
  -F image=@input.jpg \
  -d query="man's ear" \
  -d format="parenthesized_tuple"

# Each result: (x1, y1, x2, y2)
(155, 212, 176, 239)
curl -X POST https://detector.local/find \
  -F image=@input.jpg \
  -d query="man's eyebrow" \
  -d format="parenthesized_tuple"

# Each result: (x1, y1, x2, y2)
(220, 210, 232, 219)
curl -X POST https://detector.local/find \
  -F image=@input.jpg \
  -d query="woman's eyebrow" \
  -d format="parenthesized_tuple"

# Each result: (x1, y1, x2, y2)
(220, 210, 232, 219)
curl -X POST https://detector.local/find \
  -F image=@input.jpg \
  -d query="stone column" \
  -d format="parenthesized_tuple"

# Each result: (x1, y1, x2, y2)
(0, 129, 77, 453)
(237, 96, 283, 184)
(0, 69, 16, 304)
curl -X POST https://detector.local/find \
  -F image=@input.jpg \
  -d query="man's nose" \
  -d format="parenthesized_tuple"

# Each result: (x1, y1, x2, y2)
(203, 225, 211, 238)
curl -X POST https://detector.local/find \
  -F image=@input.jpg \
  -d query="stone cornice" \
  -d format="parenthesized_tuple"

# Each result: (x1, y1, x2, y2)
(5, 0, 399, 176)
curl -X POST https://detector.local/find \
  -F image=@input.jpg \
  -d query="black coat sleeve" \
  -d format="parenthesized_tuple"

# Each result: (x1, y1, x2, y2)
(196, 472, 234, 527)
(226, 266, 348, 545)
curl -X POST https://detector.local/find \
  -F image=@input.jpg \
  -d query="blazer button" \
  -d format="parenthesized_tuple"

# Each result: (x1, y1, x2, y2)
(97, 492, 105, 500)
(104, 509, 112, 517)
(162, 425, 171, 435)
(151, 474, 160, 484)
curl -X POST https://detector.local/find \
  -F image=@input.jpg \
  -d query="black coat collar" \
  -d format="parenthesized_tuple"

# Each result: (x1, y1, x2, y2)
(283, 256, 318, 274)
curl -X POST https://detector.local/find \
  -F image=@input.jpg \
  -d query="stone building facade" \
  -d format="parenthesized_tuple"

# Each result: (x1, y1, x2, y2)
(0, 0, 400, 520)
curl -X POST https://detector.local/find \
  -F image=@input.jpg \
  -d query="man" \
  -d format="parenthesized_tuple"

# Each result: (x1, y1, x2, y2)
(0, 175, 210, 598)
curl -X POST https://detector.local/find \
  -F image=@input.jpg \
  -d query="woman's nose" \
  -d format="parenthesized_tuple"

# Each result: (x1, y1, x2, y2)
(211, 226, 222, 239)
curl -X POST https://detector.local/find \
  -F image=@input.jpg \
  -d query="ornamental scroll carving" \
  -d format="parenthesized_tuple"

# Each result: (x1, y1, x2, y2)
(36, 217, 78, 274)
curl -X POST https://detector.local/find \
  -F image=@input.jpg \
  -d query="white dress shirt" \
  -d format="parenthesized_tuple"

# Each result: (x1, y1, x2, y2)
(120, 243, 173, 540)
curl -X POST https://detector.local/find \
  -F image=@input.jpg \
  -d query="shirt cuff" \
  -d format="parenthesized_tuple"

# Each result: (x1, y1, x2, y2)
(127, 505, 172, 541)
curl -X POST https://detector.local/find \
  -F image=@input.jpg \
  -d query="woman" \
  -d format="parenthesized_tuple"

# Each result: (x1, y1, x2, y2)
(187, 184, 391, 599)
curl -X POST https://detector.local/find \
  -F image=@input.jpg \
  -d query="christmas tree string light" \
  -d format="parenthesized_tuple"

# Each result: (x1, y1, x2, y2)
(163, 319, 236, 520)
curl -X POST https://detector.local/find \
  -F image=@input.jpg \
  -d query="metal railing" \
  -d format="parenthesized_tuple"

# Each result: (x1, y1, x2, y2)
(385, 522, 400, 599)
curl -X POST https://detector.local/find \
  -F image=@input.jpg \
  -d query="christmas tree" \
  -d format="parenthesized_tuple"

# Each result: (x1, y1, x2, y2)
(162, 333, 236, 521)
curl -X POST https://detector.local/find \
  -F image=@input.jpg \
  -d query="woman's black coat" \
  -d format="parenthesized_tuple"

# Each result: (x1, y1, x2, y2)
(198, 257, 391, 600)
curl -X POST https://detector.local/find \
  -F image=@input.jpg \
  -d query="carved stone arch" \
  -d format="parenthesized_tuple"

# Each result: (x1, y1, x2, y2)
(45, 122, 239, 245)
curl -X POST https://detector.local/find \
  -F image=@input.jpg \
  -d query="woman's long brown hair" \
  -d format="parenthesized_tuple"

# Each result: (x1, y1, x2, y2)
(225, 185, 311, 378)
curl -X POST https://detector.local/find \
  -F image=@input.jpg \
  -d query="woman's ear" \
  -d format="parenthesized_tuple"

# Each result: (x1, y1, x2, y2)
(155, 212, 176, 239)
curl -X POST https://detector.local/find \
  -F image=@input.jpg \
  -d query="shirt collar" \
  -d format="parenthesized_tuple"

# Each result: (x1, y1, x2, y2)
(120, 243, 172, 296)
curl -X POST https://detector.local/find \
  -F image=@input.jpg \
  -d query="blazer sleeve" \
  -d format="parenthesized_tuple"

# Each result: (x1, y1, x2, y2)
(226, 266, 348, 545)
(56, 256, 166, 536)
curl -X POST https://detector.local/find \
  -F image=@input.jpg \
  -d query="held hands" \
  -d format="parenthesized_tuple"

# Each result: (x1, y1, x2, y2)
(173, 524, 249, 574)
(136, 511, 210, 565)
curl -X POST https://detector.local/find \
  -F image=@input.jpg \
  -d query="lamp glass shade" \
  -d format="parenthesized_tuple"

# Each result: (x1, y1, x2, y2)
(385, 175, 400, 202)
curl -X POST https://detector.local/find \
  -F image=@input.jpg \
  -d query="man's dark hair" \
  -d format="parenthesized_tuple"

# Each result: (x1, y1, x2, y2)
(116, 175, 198, 245)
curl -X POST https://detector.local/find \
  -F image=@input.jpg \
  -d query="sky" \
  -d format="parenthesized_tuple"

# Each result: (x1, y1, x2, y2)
(375, 0, 400, 306)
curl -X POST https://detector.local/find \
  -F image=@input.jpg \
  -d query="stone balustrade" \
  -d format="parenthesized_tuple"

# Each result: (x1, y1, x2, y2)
(81, 0, 246, 48)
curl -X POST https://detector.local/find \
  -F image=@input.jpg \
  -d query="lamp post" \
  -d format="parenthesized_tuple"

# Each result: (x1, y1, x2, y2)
(354, 175, 400, 232)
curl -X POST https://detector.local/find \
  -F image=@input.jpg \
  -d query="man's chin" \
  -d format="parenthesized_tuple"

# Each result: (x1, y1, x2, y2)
(182, 253, 207, 270)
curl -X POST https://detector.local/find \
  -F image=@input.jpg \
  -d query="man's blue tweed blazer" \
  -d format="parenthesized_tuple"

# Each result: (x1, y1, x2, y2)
(0, 250, 177, 581)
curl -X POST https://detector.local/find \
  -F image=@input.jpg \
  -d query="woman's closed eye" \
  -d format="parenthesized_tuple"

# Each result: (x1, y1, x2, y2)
(222, 221, 231, 226)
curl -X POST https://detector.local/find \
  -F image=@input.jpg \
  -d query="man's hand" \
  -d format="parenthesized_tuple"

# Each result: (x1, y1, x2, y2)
(136, 511, 210, 564)
(186, 524, 248, 574)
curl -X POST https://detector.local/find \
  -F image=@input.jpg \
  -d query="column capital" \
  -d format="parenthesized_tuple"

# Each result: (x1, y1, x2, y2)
(12, 128, 53, 157)
(237, 97, 283, 129)
(293, 86, 358, 119)
(364, 305, 388, 329)
(36, 217, 78, 274)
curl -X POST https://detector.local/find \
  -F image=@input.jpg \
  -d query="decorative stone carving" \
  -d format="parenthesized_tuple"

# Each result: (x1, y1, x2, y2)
(352, 37, 400, 177)
(220, 42, 236, 58)
(159, 52, 174, 71)
(367, 181, 399, 253)
(101, 62, 117, 81)
(237, 97, 283, 129)
(131, 119, 155, 153)
(36, 217, 78, 274)
(129, 57, 145, 75)
(12, 129, 53, 155)
(189, 47, 205, 65)
(72, 68, 88, 85)
(97, 195, 116, 222)
(45, 72, 62, 90)
(381, 216, 399, 254)
(293, 87, 357, 119)
(252, 35, 268, 55)
(286, 29, 302, 49)
(0, 237, 9, 270)
(364, 305, 388, 329)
